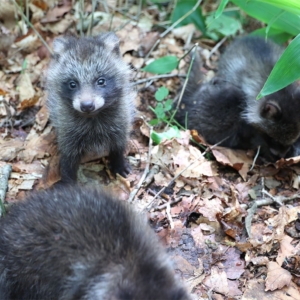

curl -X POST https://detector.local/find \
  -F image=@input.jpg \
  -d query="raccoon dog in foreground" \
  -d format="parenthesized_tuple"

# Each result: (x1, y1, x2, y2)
(176, 36, 300, 161)
(46, 32, 135, 182)
(0, 186, 190, 300)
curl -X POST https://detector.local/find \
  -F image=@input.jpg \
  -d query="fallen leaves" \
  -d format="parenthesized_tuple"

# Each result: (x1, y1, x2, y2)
(265, 261, 292, 291)
(212, 147, 253, 180)
(0, 2, 299, 299)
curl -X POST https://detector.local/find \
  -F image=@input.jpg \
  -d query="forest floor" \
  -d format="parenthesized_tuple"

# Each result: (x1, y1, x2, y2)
(0, 1, 299, 299)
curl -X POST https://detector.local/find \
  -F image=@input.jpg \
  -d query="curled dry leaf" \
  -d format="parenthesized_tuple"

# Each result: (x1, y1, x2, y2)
(13, 32, 43, 53)
(212, 147, 253, 180)
(265, 261, 292, 291)
(41, 1, 72, 23)
(44, 14, 74, 35)
(152, 137, 218, 181)
(198, 197, 223, 222)
(172, 23, 197, 44)
(17, 73, 35, 104)
(276, 155, 300, 168)
(243, 278, 300, 299)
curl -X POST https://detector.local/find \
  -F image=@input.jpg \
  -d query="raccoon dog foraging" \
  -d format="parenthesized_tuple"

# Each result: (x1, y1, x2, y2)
(46, 32, 135, 182)
(0, 186, 190, 300)
(176, 36, 300, 161)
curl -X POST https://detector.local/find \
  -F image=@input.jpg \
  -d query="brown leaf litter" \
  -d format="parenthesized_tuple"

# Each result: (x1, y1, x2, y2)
(0, 2, 299, 299)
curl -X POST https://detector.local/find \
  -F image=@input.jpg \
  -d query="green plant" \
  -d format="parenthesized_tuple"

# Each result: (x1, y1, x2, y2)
(148, 86, 181, 144)
(170, 0, 300, 97)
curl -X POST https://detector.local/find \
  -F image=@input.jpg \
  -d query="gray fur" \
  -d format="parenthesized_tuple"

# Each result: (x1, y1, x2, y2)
(176, 36, 300, 161)
(0, 186, 190, 300)
(46, 33, 135, 182)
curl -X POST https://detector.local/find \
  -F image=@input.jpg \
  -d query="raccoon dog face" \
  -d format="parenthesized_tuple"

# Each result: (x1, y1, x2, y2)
(48, 33, 130, 116)
(245, 85, 300, 147)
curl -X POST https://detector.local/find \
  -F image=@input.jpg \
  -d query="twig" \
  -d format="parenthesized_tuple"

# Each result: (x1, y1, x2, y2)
(250, 145, 260, 171)
(262, 189, 283, 206)
(11, 0, 53, 55)
(208, 36, 227, 59)
(168, 43, 198, 125)
(143, 165, 160, 188)
(0, 164, 12, 216)
(154, 197, 183, 210)
(87, 0, 96, 36)
(166, 203, 174, 229)
(241, 193, 300, 210)
(133, 74, 186, 86)
(128, 120, 153, 202)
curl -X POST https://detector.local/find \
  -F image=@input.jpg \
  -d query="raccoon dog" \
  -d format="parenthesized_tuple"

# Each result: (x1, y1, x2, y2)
(176, 36, 300, 161)
(0, 186, 190, 300)
(46, 32, 135, 182)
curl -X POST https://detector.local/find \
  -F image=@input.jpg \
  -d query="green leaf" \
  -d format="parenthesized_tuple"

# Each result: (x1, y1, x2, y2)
(164, 99, 173, 111)
(215, 0, 229, 18)
(206, 13, 242, 37)
(151, 127, 181, 144)
(150, 0, 169, 3)
(155, 86, 169, 101)
(258, 34, 300, 98)
(154, 103, 166, 119)
(250, 27, 292, 44)
(231, 0, 300, 36)
(171, 0, 206, 33)
(148, 119, 160, 126)
(142, 56, 178, 75)
(256, 0, 300, 15)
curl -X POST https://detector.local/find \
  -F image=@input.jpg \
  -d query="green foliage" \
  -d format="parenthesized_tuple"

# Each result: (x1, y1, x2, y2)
(149, 87, 173, 124)
(171, 0, 206, 33)
(21, 58, 27, 74)
(142, 56, 178, 74)
(231, 0, 300, 35)
(206, 14, 242, 39)
(151, 127, 180, 145)
(250, 27, 292, 44)
(214, 0, 229, 18)
(256, 0, 300, 15)
(149, 0, 169, 3)
(258, 33, 300, 98)
(155, 86, 169, 101)
(149, 86, 181, 144)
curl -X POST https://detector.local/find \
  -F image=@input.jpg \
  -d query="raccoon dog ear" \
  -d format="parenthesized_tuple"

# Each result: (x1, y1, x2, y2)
(98, 32, 120, 55)
(260, 100, 281, 120)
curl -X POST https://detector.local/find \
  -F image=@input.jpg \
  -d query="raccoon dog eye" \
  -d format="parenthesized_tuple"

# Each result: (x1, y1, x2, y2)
(97, 78, 106, 86)
(69, 81, 77, 89)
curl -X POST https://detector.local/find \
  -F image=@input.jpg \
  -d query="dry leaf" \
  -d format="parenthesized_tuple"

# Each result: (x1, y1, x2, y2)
(17, 73, 35, 104)
(204, 266, 229, 295)
(212, 147, 253, 180)
(265, 261, 292, 291)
